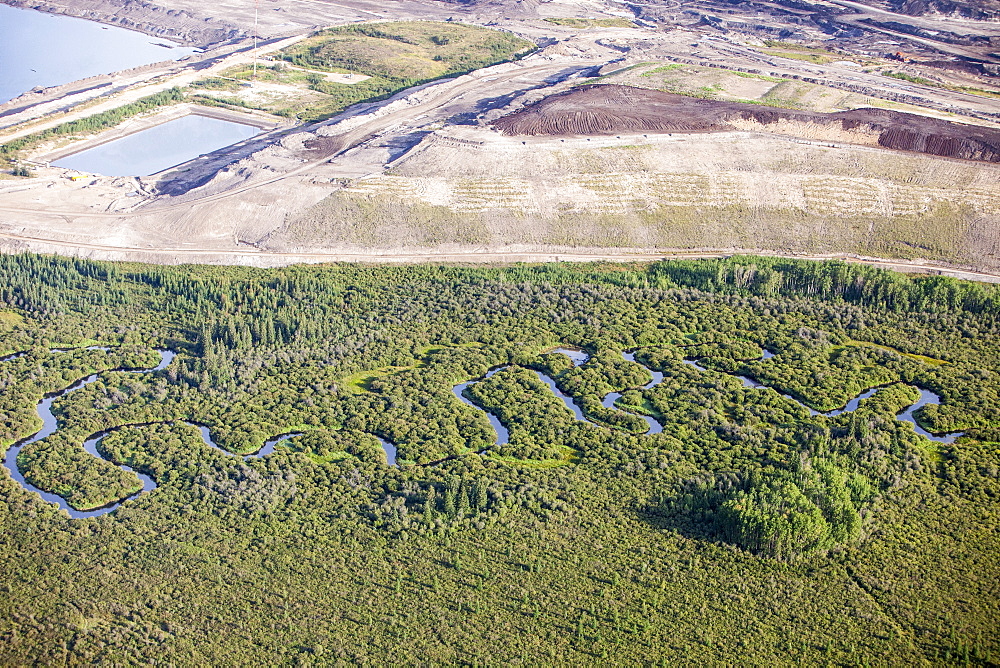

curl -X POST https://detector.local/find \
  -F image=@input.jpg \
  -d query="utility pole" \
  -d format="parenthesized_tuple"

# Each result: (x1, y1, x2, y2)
(252, 0, 259, 81)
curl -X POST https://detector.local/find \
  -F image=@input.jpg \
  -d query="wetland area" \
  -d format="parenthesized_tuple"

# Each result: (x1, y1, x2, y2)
(0, 335, 966, 518)
(0, 256, 997, 664)
(0, 348, 401, 516)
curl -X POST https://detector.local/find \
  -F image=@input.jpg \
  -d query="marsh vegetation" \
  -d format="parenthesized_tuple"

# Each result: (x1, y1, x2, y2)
(0, 255, 997, 663)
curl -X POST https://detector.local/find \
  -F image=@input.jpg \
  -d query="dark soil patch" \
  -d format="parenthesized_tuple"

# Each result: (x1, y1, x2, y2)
(298, 135, 349, 160)
(492, 84, 1000, 163)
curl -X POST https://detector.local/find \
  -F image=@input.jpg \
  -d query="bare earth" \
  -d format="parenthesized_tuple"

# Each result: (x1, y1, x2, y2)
(1, 0, 999, 276)
(493, 84, 1000, 163)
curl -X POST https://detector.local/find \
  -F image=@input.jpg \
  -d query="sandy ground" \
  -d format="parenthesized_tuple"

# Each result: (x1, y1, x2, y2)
(3, 123, 999, 272)
(1, 0, 999, 276)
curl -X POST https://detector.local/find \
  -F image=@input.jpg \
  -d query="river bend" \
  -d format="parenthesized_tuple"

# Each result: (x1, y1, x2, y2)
(4, 344, 960, 518)
(1, 349, 398, 518)
(682, 353, 963, 443)
(451, 348, 593, 446)
(452, 345, 964, 447)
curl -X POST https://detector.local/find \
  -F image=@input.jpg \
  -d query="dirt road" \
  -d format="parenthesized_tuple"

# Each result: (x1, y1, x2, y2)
(0, 225, 996, 282)
(0, 56, 602, 218)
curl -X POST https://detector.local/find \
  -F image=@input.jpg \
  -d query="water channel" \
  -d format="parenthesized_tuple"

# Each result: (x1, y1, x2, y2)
(452, 345, 964, 447)
(450, 347, 593, 446)
(0, 348, 398, 518)
(379, 438, 398, 466)
(451, 346, 669, 444)
(3, 344, 961, 518)
(0, 4, 196, 104)
(681, 353, 963, 443)
(52, 114, 261, 177)
(453, 368, 510, 445)
(601, 352, 665, 435)
(1, 349, 177, 518)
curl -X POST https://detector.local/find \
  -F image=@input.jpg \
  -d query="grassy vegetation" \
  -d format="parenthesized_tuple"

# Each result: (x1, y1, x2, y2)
(882, 70, 936, 86)
(957, 85, 1000, 99)
(845, 339, 948, 366)
(880, 70, 1000, 100)
(640, 63, 683, 76)
(732, 96, 802, 109)
(282, 21, 534, 78)
(733, 70, 784, 83)
(543, 17, 636, 28)
(0, 310, 23, 328)
(186, 77, 244, 93)
(190, 21, 534, 122)
(759, 40, 876, 67)
(249, 21, 536, 122)
(640, 64, 782, 84)
(183, 66, 320, 118)
(618, 63, 850, 111)
(0, 255, 998, 663)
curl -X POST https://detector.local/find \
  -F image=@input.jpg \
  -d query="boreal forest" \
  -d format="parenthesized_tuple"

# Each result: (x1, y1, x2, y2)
(0, 253, 998, 664)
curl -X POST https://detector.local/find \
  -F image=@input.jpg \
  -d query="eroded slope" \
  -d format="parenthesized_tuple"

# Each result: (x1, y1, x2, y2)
(267, 124, 1000, 271)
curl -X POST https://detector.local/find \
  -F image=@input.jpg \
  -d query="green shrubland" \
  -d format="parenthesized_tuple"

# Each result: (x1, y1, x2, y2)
(270, 21, 535, 121)
(543, 18, 636, 28)
(0, 254, 997, 663)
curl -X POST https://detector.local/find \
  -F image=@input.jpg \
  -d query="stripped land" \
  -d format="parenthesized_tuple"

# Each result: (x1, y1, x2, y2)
(493, 84, 1000, 164)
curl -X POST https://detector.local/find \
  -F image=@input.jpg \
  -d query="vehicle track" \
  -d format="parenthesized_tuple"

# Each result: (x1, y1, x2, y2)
(0, 225, 996, 282)
(0, 60, 592, 220)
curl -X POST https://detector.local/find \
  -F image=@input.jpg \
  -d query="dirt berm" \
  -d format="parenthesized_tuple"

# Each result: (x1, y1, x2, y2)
(0, 0, 242, 46)
(493, 84, 1000, 163)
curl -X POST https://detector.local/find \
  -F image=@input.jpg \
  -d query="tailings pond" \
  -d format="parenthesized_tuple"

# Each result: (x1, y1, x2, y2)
(52, 114, 261, 176)
(0, 5, 196, 104)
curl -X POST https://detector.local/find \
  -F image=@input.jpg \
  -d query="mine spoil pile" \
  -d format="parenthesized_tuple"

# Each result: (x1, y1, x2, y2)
(887, 0, 1000, 20)
(493, 84, 1000, 163)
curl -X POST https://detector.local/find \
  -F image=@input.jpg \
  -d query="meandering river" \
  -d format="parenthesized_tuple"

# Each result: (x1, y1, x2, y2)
(2, 344, 962, 518)
(681, 354, 963, 443)
(1, 349, 176, 518)
(0, 348, 397, 518)
(452, 345, 964, 446)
